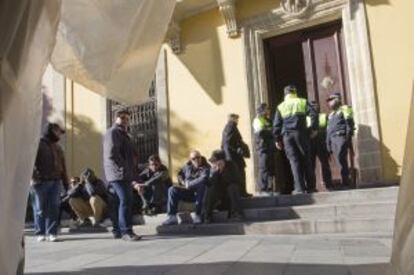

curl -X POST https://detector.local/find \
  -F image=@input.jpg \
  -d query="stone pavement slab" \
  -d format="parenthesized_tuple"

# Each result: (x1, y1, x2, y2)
(25, 232, 392, 275)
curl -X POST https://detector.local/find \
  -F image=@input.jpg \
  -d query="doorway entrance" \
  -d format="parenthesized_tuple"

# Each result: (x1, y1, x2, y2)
(263, 20, 355, 192)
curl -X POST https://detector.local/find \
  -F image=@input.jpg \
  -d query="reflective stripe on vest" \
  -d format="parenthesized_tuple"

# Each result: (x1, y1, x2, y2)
(253, 116, 271, 133)
(277, 94, 307, 118)
(306, 113, 328, 129)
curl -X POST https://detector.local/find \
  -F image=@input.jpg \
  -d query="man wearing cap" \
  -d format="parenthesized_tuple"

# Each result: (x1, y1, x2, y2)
(203, 150, 243, 223)
(221, 113, 252, 198)
(103, 108, 141, 241)
(253, 103, 275, 193)
(273, 85, 317, 194)
(307, 101, 333, 189)
(32, 122, 68, 242)
(326, 93, 355, 187)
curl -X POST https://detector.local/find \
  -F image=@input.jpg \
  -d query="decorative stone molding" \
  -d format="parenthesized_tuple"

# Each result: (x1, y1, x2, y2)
(241, 0, 383, 186)
(167, 21, 182, 54)
(280, 0, 313, 18)
(217, 0, 239, 38)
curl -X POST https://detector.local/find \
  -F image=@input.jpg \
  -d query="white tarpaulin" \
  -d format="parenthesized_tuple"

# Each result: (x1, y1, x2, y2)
(51, 0, 176, 105)
(391, 87, 414, 275)
(0, 1, 175, 274)
(0, 1, 61, 274)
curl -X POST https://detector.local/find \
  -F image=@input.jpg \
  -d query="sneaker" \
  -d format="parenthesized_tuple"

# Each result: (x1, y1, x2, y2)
(121, 233, 142, 242)
(36, 235, 46, 242)
(191, 213, 202, 224)
(48, 235, 59, 242)
(162, 215, 178, 226)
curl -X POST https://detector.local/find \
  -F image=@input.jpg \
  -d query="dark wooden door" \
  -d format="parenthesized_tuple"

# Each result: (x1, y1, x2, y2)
(264, 20, 355, 192)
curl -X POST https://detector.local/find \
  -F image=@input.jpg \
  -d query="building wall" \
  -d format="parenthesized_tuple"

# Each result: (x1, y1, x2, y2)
(165, 0, 413, 190)
(65, 80, 107, 179)
(365, 0, 414, 182)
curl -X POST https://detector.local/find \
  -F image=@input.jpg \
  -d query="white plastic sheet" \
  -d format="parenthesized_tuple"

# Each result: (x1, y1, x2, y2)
(1, 1, 175, 274)
(51, 0, 176, 105)
(391, 87, 414, 275)
(0, 1, 61, 275)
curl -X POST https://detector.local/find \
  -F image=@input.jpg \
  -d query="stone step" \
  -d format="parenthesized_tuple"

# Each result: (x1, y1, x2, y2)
(150, 217, 394, 236)
(242, 186, 399, 209)
(141, 200, 396, 225)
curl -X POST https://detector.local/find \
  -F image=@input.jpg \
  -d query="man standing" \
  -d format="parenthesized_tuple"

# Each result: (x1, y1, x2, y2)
(221, 113, 252, 198)
(32, 122, 68, 242)
(308, 101, 333, 189)
(203, 150, 243, 223)
(326, 93, 355, 187)
(133, 155, 172, 215)
(253, 103, 275, 193)
(273, 85, 317, 194)
(103, 109, 141, 241)
(162, 150, 210, 225)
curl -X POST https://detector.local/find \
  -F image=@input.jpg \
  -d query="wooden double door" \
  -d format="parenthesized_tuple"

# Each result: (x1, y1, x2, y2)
(263, 20, 355, 192)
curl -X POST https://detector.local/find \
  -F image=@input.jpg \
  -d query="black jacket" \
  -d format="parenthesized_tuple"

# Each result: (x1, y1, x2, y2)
(103, 124, 137, 182)
(33, 137, 68, 187)
(177, 157, 210, 190)
(137, 164, 172, 188)
(221, 121, 248, 167)
(208, 161, 243, 188)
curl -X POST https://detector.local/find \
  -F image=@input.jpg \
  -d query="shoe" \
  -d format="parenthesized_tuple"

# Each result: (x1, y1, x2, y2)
(291, 190, 305, 195)
(162, 215, 178, 226)
(191, 213, 202, 224)
(307, 189, 318, 194)
(36, 235, 46, 242)
(47, 235, 59, 242)
(121, 233, 142, 242)
(112, 232, 122, 239)
(241, 192, 253, 198)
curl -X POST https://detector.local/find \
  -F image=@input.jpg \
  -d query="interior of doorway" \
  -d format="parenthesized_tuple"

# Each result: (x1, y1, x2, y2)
(263, 20, 355, 193)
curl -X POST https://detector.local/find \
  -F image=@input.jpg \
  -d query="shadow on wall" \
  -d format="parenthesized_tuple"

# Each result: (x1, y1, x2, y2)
(26, 261, 391, 275)
(158, 109, 197, 174)
(65, 111, 103, 179)
(178, 10, 225, 105)
(356, 124, 399, 184)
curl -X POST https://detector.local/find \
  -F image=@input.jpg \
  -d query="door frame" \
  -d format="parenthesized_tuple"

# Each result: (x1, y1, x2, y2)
(241, 0, 383, 187)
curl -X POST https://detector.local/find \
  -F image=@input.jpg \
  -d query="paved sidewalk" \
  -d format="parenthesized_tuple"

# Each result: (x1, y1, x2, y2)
(25, 232, 392, 275)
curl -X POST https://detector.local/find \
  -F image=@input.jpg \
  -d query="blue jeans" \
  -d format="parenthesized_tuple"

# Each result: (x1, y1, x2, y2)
(32, 181, 62, 235)
(167, 185, 206, 216)
(110, 181, 133, 235)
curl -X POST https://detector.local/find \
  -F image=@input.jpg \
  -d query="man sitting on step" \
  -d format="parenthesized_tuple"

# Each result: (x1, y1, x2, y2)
(203, 150, 244, 223)
(163, 150, 210, 225)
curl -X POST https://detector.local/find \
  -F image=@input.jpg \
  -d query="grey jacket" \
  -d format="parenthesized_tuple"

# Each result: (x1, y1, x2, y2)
(103, 124, 137, 182)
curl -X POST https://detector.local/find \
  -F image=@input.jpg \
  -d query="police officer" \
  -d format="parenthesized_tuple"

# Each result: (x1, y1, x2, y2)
(273, 85, 317, 194)
(326, 93, 355, 187)
(253, 103, 275, 193)
(308, 101, 333, 189)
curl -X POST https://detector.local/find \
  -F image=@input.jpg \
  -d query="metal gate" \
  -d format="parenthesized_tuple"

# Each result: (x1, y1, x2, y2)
(107, 81, 158, 165)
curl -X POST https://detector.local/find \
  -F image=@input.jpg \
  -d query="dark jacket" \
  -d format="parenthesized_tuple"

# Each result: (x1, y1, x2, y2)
(177, 157, 210, 190)
(253, 116, 274, 153)
(137, 164, 172, 188)
(85, 179, 108, 201)
(103, 124, 137, 182)
(208, 161, 243, 188)
(273, 94, 317, 141)
(221, 121, 248, 167)
(33, 137, 68, 187)
(326, 105, 355, 149)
